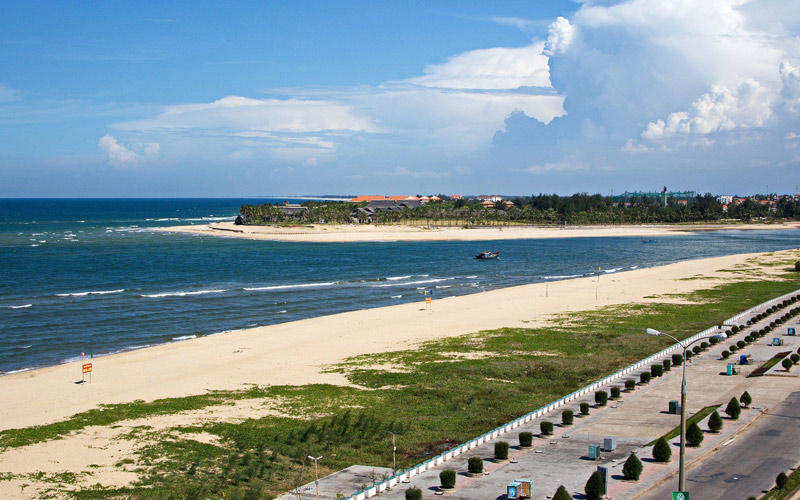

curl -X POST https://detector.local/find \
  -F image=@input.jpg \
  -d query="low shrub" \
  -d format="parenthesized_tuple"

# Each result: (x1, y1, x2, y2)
(625, 379, 636, 391)
(405, 488, 422, 500)
(494, 441, 509, 460)
(777, 471, 789, 490)
(744, 336, 753, 343)
(519, 431, 533, 448)
(540, 421, 554, 436)
(622, 452, 643, 481)
(585, 471, 606, 500)
(721, 350, 730, 359)
(708, 410, 723, 432)
(672, 353, 683, 366)
(729, 345, 738, 353)
(797, 346, 800, 355)
(562, 410, 574, 426)
(640, 372, 651, 384)
(792, 353, 800, 364)
(686, 422, 704, 447)
(580, 402, 590, 415)
(686, 350, 694, 359)
(653, 437, 671, 462)
(663, 359, 671, 371)
(701, 341, 709, 350)
(440, 470, 456, 489)
(610, 386, 621, 399)
(468, 456, 483, 474)
(782, 358, 794, 371)
(737, 340, 746, 349)
(651, 364, 663, 377)
(710, 336, 720, 345)
(692, 345, 702, 355)
(725, 397, 741, 420)
(553, 485, 571, 500)
(740, 391, 752, 408)
(595, 390, 608, 406)
(731, 325, 740, 333)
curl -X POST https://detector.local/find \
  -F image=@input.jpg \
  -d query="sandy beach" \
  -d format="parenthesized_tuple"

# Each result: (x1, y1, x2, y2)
(152, 221, 800, 243)
(2, 248, 798, 432)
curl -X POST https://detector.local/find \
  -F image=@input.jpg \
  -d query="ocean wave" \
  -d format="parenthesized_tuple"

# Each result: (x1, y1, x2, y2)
(277, 310, 287, 314)
(17, 345, 32, 349)
(1, 367, 33, 375)
(141, 289, 227, 298)
(603, 267, 622, 274)
(630, 265, 639, 269)
(465, 275, 478, 279)
(172, 335, 197, 341)
(391, 295, 402, 298)
(56, 289, 125, 297)
(184, 216, 233, 222)
(243, 282, 336, 291)
(542, 274, 583, 280)
(435, 285, 452, 289)
(370, 278, 453, 288)
(386, 275, 412, 281)
(6, 304, 32, 309)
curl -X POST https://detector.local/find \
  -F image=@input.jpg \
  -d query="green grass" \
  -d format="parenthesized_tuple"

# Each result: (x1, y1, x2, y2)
(647, 406, 719, 445)
(11, 259, 800, 499)
(748, 352, 791, 377)
(760, 466, 800, 500)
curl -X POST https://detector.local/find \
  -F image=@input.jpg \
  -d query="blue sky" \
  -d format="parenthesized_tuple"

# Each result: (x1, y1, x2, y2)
(1, 1, 799, 197)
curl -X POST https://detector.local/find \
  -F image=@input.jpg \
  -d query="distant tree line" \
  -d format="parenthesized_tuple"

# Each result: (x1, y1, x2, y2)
(238, 193, 800, 226)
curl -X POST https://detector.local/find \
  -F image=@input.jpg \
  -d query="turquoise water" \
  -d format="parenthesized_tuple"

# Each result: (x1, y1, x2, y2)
(1, 198, 799, 374)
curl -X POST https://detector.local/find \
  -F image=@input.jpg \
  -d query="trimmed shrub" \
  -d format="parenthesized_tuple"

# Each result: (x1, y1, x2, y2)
(663, 359, 671, 371)
(708, 410, 723, 433)
(405, 488, 422, 500)
(595, 390, 608, 406)
(553, 485, 571, 500)
(585, 471, 606, 500)
(640, 372, 651, 384)
(731, 325, 740, 333)
(777, 471, 789, 490)
(672, 353, 683, 366)
(686, 350, 694, 359)
(721, 350, 730, 359)
(725, 397, 741, 420)
(737, 340, 746, 349)
(541, 421, 554, 436)
(610, 386, 621, 399)
(562, 410, 574, 426)
(622, 452, 643, 481)
(494, 441, 509, 460)
(651, 364, 664, 377)
(744, 336, 753, 343)
(740, 391, 752, 408)
(625, 379, 636, 391)
(467, 456, 483, 474)
(710, 336, 720, 345)
(692, 345, 702, 355)
(792, 353, 800, 364)
(797, 346, 800, 354)
(519, 432, 533, 448)
(686, 422, 704, 447)
(729, 345, 737, 353)
(580, 402, 590, 415)
(701, 341, 709, 350)
(653, 437, 671, 462)
(439, 470, 456, 489)
(782, 358, 793, 371)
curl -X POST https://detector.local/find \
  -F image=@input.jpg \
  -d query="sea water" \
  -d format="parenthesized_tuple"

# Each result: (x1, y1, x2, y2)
(1, 198, 799, 374)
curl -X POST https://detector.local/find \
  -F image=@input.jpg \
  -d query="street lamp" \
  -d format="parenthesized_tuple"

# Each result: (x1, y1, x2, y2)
(307, 455, 323, 500)
(645, 328, 726, 493)
(387, 431, 397, 472)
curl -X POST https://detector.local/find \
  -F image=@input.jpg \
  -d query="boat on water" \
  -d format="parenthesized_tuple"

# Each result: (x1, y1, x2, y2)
(641, 237, 657, 244)
(476, 251, 500, 260)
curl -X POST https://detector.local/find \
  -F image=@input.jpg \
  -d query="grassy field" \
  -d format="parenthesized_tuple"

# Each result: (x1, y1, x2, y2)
(6, 256, 800, 499)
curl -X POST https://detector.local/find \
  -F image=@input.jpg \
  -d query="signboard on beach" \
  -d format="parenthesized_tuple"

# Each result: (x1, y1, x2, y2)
(82, 363, 92, 374)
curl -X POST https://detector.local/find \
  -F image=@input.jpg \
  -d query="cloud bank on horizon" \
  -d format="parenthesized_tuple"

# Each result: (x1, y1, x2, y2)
(1, 0, 799, 196)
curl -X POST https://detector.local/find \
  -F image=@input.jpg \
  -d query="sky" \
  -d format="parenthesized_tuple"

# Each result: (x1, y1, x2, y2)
(1, 0, 799, 197)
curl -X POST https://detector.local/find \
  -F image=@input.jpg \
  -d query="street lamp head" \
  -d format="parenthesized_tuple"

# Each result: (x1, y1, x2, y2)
(646, 328, 662, 336)
(712, 332, 727, 340)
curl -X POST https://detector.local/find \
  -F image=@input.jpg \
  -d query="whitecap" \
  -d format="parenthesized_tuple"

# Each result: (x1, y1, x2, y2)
(172, 335, 197, 341)
(435, 285, 452, 289)
(371, 277, 453, 288)
(141, 289, 226, 298)
(277, 310, 287, 314)
(465, 275, 478, 279)
(542, 274, 582, 280)
(56, 289, 125, 297)
(243, 282, 336, 291)
(386, 275, 412, 281)
(391, 295, 403, 298)
(6, 304, 32, 309)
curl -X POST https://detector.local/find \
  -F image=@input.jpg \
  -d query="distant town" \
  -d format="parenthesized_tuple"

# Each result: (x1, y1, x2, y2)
(237, 190, 800, 226)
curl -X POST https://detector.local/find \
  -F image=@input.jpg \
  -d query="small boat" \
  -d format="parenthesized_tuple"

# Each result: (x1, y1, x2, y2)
(641, 237, 657, 244)
(476, 251, 500, 260)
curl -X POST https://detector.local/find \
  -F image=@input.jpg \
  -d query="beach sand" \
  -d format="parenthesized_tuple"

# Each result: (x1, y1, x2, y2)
(2, 249, 798, 432)
(152, 221, 800, 243)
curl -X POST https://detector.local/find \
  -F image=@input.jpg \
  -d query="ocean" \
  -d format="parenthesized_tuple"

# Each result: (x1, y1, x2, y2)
(1, 198, 799, 375)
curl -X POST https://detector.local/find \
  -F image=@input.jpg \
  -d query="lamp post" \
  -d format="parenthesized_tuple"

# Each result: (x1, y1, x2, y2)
(307, 455, 323, 500)
(387, 431, 396, 472)
(645, 328, 726, 493)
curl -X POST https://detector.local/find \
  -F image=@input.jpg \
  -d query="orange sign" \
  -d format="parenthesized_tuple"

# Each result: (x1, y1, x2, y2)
(82, 363, 92, 374)
(425, 297, 431, 303)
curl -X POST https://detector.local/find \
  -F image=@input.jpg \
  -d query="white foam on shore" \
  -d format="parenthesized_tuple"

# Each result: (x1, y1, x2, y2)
(244, 282, 336, 292)
(172, 335, 197, 341)
(141, 289, 226, 298)
(604, 267, 622, 274)
(371, 277, 453, 288)
(56, 289, 125, 297)
(6, 304, 32, 309)
(386, 275, 412, 281)
(542, 274, 582, 280)
(2, 367, 33, 375)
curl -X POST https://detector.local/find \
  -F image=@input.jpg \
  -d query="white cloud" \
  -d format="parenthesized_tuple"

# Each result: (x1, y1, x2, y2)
(543, 17, 576, 56)
(404, 42, 552, 89)
(780, 62, 800, 113)
(622, 139, 652, 152)
(97, 134, 159, 167)
(490, 16, 536, 31)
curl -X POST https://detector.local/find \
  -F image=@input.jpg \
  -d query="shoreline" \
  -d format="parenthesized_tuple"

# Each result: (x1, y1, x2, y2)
(152, 221, 800, 243)
(1, 248, 798, 431)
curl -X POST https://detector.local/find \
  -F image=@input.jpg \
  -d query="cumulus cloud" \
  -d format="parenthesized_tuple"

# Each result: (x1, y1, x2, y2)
(404, 42, 552, 89)
(97, 134, 159, 167)
(543, 17, 576, 56)
(781, 62, 800, 113)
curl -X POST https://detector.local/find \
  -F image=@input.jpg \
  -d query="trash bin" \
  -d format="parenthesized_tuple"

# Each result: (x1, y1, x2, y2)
(589, 444, 601, 460)
(604, 437, 617, 452)
(507, 481, 521, 499)
(514, 479, 533, 498)
(669, 400, 680, 414)
(727, 363, 734, 376)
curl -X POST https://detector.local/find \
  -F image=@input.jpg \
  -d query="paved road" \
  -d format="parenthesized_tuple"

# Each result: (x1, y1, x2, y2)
(641, 391, 800, 500)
